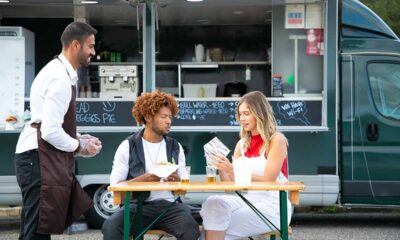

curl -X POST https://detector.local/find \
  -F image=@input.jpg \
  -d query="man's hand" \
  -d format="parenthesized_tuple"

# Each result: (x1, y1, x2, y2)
(166, 171, 180, 182)
(131, 173, 160, 182)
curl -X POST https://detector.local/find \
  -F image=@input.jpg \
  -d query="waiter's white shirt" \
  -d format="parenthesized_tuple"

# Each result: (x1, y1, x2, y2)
(15, 53, 80, 154)
(110, 138, 186, 202)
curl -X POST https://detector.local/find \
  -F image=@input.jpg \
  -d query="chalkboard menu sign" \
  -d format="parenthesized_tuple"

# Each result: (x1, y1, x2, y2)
(34, 99, 321, 128)
(175, 100, 322, 127)
(75, 101, 135, 127)
(274, 100, 321, 126)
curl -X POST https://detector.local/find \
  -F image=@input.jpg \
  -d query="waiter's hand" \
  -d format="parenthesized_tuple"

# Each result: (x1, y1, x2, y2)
(76, 134, 102, 157)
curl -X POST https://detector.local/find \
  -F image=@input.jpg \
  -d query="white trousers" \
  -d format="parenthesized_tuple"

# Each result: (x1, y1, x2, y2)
(200, 193, 292, 240)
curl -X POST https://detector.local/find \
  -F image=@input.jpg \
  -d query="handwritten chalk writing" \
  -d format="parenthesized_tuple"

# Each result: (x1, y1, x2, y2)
(102, 113, 116, 124)
(192, 101, 207, 108)
(76, 102, 90, 113)
(102, 102, 116, 112)
(211, 102, 225, 109)
(72, 100, 321, 127)
(76, 113, 101, 124)
(277, 101, 311, 126)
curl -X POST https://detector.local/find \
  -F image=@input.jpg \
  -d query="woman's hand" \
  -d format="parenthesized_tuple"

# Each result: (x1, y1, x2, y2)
(214, 154, 232, 171)
(214, 154, 234, 181)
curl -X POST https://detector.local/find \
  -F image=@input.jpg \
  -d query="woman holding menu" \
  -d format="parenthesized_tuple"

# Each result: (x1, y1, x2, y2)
(200, 91, 291, 240)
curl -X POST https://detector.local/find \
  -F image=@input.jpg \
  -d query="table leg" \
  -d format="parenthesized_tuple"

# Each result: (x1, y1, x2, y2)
(134, 192, 145, 240)
(279, 190, 288, 240)
(123, 192, 130, 240)
(234, 191, 278, 231)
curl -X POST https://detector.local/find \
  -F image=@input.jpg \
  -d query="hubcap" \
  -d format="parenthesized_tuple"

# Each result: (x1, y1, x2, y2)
(93, 185, 120, 219)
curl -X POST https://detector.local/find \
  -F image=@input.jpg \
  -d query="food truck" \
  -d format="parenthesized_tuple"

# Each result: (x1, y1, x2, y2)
(1, 0, 400, 228)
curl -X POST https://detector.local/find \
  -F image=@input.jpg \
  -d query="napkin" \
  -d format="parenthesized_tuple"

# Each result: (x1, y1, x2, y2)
(149, 164, 179, 178)
(204, 137, 230, 168)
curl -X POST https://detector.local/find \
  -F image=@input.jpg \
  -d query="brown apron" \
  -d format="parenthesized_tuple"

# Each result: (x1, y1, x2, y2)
(33, 86, 92, 234)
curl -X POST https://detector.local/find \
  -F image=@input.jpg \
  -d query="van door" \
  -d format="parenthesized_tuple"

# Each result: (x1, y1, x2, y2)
(341, 53, 400, 205)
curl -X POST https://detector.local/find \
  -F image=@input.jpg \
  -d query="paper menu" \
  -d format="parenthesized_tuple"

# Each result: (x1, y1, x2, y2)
(203, 137, 230, 168)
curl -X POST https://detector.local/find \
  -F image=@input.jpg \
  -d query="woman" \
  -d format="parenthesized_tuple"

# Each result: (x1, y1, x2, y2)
(200, 91, 290, 240)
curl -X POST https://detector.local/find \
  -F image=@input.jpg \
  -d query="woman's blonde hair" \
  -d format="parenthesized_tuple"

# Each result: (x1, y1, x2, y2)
(236, 91, 278, 155)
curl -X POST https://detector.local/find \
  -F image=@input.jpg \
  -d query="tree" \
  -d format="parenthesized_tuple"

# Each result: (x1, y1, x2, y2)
(360, 0, 400, 37)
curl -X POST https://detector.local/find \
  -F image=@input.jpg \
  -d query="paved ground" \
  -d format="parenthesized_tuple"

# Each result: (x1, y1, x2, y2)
(1, 207, 400, 240)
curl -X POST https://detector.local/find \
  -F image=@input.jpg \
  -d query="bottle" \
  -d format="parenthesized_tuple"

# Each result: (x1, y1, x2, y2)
(245, 65, 251, 81)
(272, 74, 283, 97)
(198, 87, 205, 98)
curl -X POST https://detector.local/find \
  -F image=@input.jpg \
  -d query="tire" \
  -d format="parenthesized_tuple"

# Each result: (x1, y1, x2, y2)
(84, 184, 120, 229)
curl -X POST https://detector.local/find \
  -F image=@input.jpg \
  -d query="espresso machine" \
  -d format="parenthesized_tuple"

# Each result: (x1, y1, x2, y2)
(99, 65, 138, 100)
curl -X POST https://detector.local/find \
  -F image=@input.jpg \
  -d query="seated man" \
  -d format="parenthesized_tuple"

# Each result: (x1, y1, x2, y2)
(102, 91, 200, 240)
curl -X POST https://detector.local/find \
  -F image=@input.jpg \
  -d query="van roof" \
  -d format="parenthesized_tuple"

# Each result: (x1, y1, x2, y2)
(342, 0, 398, 39)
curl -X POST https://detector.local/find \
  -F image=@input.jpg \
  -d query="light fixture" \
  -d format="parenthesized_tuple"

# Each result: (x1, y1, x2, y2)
(115, 20, 129, 25)
(196, 19, 210, 24)
(181, 63, 218, 69)
(233, 11, 243, 15)
(81, 0, 98, 4)
(0, 0, 10, 3)
(186, 0, 204, 2)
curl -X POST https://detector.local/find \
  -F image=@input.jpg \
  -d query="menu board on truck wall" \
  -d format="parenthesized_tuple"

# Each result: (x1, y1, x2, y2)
(68, 99, 322, 128)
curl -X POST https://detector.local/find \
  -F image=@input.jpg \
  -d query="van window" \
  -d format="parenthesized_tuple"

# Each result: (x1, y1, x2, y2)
(368, 62, 400, 119)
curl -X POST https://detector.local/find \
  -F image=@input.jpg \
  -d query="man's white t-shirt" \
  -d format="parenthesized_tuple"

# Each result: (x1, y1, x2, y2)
(110, 138, 185, 202)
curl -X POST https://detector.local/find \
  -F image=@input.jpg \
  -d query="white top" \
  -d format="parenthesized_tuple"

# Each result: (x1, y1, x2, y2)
(239, 140, 289, 202)
(110, 138, 186, 202)
(15, 54, 79, 154)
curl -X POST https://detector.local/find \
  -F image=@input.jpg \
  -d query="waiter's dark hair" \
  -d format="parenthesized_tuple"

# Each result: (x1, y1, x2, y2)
(60, 22, 97, 48)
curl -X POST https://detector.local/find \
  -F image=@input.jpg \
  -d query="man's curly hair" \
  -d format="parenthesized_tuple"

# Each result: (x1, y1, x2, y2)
(132, 91, 179, 125)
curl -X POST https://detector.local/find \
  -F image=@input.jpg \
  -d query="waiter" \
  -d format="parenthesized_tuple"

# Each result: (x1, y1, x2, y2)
(15, 22, 102, 240)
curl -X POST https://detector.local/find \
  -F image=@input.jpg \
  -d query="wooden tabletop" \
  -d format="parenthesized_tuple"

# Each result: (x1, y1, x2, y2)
(109, 181, 305, 206)
(108, 181, 305, 192)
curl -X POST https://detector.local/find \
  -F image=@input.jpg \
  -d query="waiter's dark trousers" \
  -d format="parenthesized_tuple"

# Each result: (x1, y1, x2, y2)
(15, 150, 50, 240)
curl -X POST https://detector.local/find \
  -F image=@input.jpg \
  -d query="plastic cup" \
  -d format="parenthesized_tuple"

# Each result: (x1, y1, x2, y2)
(206, 166, 217, 183)
(179, 166, 191, 184)
(233, 157, 252, 186)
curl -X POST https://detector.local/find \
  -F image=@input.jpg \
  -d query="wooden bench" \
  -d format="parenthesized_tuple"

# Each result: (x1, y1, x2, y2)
(250, 226, 293, 240)
(144, 226, 292, 240)
(135, 226, 203, 240)
(135, 190, 298, 239)
(145, 229, 173, 239)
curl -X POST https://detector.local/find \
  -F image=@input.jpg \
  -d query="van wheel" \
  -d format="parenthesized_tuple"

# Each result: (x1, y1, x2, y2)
(84, 184, 120, 229)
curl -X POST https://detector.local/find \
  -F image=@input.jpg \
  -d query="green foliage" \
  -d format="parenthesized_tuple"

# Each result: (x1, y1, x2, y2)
(360, 0, 400, 37)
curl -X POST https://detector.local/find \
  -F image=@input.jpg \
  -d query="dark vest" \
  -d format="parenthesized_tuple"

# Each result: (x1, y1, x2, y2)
(126, 129, 180, 199)
(34, 86, 92, 234)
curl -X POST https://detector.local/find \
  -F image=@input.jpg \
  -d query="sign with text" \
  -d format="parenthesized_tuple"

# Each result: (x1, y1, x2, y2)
(75, 101, 135, 126)
(285, 4, 305, 29)
(56, 99, 322, 128)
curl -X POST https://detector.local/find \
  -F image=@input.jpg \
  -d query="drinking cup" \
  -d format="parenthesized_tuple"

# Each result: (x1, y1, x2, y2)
(206, 166, 217, 183)
(179, 166, 191, 184)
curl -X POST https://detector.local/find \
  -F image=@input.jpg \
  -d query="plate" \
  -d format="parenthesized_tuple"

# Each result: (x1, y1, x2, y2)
(149, 165, 179, 178)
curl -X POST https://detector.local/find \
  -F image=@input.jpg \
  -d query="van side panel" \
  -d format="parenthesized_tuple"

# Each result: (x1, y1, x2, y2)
(340, 52, 400, 205)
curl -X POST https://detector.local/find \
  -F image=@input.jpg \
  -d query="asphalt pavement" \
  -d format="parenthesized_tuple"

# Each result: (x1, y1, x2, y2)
(1, 208, 399, 240)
